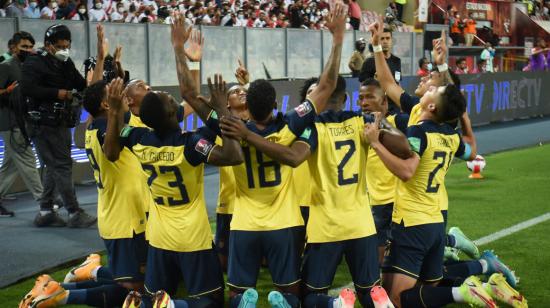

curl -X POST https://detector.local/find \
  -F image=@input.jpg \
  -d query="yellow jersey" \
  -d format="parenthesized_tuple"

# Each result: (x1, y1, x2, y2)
(120, 126, 217, 252)
(231, 112, 309, 231)
(85, 118, 150, 239)
(128, 105, 185, 128)
(215, 136, 236, 215)
(366, 113, 409, 206)
(302, 110, 377, 243)
(394, 120, 470, 227)
(294, 160, 311, 207)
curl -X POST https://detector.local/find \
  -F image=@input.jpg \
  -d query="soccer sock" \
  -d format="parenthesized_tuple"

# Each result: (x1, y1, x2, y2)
(66, 284, 128, 306)
(444, 260, 483, 278)
(304, 293, 333, 308)
(230, 294, 243, 308)
(172, 299, 189, 308)
(95, 266, 114, 282)
(356, 288, 375, 308)
(447, 234, 457, 247)
(437, 277, 465, 287)
(62, 280, 103, 290)
(282, 293, 300, 308)
(479, 259, 489, 274)
(400, 285, 455, 307)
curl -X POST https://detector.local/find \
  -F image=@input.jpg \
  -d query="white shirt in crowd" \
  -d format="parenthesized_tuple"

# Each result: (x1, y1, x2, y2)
(40, 6, 55, 19)
(89, 7, 108, 21)
(110, 10, 124, 21)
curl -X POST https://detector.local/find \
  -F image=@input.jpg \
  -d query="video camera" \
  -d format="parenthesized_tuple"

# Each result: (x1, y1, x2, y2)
(27, 90, 83, 128)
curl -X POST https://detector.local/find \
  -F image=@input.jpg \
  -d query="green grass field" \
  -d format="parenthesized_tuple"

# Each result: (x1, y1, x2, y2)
(2, 144, 550, 307)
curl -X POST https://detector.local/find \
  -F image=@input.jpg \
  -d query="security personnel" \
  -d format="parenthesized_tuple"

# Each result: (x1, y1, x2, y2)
(21, 24, 96, 228)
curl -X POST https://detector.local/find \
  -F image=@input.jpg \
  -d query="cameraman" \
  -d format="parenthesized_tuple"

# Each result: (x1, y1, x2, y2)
(0, 32, 44, 217)
(21, 24, 96, 228)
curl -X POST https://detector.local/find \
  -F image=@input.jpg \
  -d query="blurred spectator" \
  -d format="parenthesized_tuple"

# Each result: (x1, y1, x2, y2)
(394, 0, 405, 22)
(347, 0, 361, 30)
(6, 0, 26, 17)
(56, 0, 76, 20)
(472, 58, 487, 74)
(0, 39, 14, 63)
(348, 38, 367, 77)
(480, 42, 495, 72)
(464, 13, 477, 46)
(72, 3, 89, 20)
(529, 38, 549, 71)
(24, 0, 41, 18)
(385, 1, 397, 22)
(41, 0, 57, 19)
(89, 0, 109, 21)
(454, 57, 469, 74)
(449, 11, 463, 46)
(416, 57, 431, 77)
(125, 3, 139, 23)
(110, 2, 125, 22)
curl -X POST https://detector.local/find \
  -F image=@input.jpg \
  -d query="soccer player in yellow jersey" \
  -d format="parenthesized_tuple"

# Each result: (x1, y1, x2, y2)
(359, 79, 409, 265)
(215, 84, 249, 272)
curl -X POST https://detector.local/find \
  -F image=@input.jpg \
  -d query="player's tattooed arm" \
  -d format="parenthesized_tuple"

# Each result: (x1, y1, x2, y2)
(307, 1, 346, 113)
(208, 117, 244, 166)
(104, 78, 126, 161)
(370, 16, 404, 107)
(220, 117, 311, 167)
(459, 112, 477, 160)
(171, 13, 213, 122)
(90, 24, 107, 85)
(364, 113, 418, 181)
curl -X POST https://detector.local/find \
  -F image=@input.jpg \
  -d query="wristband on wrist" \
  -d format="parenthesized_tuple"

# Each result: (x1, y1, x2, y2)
(437, 63, 448, 72)
(188, 61, 200, 70)
(373, 45, 383, 53)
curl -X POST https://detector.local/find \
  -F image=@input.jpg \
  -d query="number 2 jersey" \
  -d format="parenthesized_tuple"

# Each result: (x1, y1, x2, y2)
(394, 120, 471, 227)
(85, 117, 151, 239)
(230, 111, 313, 232)
(299, 110, 377, 243)
(119, 126, 217, 252)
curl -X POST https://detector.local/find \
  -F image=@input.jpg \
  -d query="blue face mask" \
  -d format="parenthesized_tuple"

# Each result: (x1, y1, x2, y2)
(426, 63, 433, 71)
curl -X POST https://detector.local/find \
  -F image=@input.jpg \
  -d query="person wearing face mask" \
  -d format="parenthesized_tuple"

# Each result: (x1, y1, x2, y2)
(21, 24, 97, 228)
(6, 0, 27, 17)
(0, 32, 44, 218)
(40, 0, 57, 19)
(24, 0, 41, 18)
(416, 57, 431, 77)
(110, 2, 125, 21)
(55, 0, 76, 20)
(89, 0, 108, 21)
(71, 4, 89, 20)
(348, 37, 367, 77)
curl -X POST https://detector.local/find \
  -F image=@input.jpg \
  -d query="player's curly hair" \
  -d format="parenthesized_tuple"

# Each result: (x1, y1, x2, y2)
(438, 84, 466, 123)
(83, 80, 108, 117)
(247, 79, 277, 121)
(328, 75, 347, 104)
(300, 77, 319, 102)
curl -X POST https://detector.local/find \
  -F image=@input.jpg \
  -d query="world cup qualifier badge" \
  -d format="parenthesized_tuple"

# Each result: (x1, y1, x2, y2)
(195, 139, 213, 156)
(294, 102, 313, 117)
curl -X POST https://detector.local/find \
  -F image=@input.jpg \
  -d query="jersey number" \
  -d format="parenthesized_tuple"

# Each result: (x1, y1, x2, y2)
(142, 164, 190, 206)
(243, 147, 282, 188)
(335, 140, 358, 186)
(85, 149, 103, 189)
(426, 151, 451, 193)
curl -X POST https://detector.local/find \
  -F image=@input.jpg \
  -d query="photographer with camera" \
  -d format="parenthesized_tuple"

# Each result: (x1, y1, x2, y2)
(21, 24, 96, 228)
(0, 31, 45, 218)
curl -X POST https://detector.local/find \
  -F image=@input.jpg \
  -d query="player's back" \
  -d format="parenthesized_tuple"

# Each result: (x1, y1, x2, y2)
(394, 120, 463, 227)
(231, 113, 304, 231)
(85, 118, 150, 239)
(307, 110, 376, 243)
(120, 126, 214, 252)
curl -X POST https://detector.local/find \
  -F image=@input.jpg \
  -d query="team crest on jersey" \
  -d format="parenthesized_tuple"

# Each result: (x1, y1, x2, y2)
(294, 102, 312, 117)
(195, 139, 213, 156)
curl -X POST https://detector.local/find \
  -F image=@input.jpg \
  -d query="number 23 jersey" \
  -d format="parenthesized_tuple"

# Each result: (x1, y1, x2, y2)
(120, 126, 216, 252)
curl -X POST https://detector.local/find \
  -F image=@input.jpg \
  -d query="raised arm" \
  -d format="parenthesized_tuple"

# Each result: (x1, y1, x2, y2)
(459, 112, 477, 160)
(220, 117, 311, 167)
(432, 30, 454, 86)
(103, 78, 126, 161)
(307, 1, 347, 112)
(90, 24, 107, 85)
(370, 16, 404, 106)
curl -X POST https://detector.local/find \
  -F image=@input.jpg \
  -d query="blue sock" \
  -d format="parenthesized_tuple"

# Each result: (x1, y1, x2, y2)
(444, 260, 483, 279)
(356, 288, 375, 308)
(96, 267, 114, 282)
(66, 289, 87, 304)
(230, 294, 243, 308)
(172, 299, 189, 308)
(282, 293, 300, 308)
(304, 293, 333, 308)
(62, 280, 104, 290)
(447, 234, 457, 247)
(400, 286, 454, 307)
(67, 284, 128, 307)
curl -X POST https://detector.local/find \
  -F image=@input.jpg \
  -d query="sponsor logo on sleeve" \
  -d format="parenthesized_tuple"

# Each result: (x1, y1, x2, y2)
(195, 138, 213, 156)
(294, 102, 313, 117)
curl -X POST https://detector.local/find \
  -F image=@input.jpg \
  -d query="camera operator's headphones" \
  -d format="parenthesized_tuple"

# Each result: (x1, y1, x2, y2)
(44, 24, 71, 45)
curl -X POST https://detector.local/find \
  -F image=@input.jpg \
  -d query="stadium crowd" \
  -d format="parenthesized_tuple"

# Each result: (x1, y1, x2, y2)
(0, 0, 365, 30)
(0, 0, 533, 307)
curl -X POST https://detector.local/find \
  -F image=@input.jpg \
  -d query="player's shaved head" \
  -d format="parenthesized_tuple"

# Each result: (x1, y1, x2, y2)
(126, 79, 151, 116)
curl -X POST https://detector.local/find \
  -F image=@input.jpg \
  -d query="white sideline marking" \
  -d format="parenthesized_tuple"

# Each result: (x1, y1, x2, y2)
(328, 212, 550, 294)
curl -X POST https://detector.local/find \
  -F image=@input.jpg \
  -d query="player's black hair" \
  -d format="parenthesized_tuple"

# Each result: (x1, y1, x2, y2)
(438, 84, 466, 123)
(11, 31, 35, 46)
(83, 80, 108, 117)
(418, 57, 427, 69)
(300, 77, 318, 102)
(328, 75, 347, 104)
(140, 92, 172, 135)
(448, 70, 461, 89)
(361, 78, 384, 95)
(247, 79, 277, 121)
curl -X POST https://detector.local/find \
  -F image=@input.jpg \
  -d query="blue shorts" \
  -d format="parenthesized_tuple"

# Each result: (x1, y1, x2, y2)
(227, 227, 303, 289)
(144, 245, 224, 297)
(215, 214, 232, 257)
(371, 203, 393, 246)
(302, 235, 380, 291)
(382, 222, 445, 282)
(103, 232, 148, 282)
(300, 206, 310, 227)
